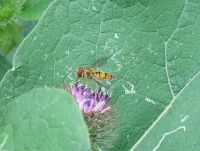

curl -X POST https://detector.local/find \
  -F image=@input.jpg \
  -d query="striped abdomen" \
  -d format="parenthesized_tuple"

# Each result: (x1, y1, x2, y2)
(94, 72, 113, 80)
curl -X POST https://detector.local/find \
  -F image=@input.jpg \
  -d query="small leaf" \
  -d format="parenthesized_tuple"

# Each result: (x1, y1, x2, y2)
(0, 87, 91, 151)
(19, 0, 54, 20)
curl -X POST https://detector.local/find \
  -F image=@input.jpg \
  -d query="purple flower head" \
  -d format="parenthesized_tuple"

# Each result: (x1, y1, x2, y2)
(69, 81, 111, 116)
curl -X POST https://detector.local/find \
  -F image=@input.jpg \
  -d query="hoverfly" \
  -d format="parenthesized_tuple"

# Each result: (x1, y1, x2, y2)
(76, 57, 114, 88)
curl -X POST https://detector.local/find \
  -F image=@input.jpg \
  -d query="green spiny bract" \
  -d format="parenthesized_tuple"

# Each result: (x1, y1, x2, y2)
(85, 110, 118, 151)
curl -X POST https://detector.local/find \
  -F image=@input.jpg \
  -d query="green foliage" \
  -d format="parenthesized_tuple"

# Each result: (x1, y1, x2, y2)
(19, 0, 54, 20)
(0, 0, 53, 56)
(0, 0, 23, 56)
(0, 23, 23, 56)
(0, 0, 17, 26)
(0, 0, 200, 150)
(0, 88, 91, 151)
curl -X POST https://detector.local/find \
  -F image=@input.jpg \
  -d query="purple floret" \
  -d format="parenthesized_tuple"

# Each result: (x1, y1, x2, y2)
(69, 81, 111, 116)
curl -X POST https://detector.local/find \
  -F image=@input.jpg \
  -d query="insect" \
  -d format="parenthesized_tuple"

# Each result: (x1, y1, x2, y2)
(76, 58, 114, 88)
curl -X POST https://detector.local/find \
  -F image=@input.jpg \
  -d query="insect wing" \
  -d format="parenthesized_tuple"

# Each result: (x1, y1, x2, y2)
(90, 75, 111, 88)
(90, 57, 109, 68)
(85, 67, 96, 73)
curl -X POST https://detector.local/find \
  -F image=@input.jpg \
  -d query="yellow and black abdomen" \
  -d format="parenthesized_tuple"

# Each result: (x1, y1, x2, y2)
(94, 72, 113, 80)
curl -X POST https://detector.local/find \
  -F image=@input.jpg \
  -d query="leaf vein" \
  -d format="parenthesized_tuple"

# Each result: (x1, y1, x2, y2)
(164, 0, 187, 98)
(130, 70, 200, 150)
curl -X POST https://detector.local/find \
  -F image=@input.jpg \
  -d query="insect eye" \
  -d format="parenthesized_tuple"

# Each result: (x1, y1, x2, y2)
(77, 67, 84, 77)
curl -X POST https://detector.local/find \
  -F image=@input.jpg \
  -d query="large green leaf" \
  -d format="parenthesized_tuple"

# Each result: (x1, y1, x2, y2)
(0, 0, 200, 150)
(0, 87, 91, 151)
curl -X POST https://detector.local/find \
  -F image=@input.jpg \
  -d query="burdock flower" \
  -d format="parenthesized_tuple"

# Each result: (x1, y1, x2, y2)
(69, 81, 111, 116)
(67, 81, 117, 150)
